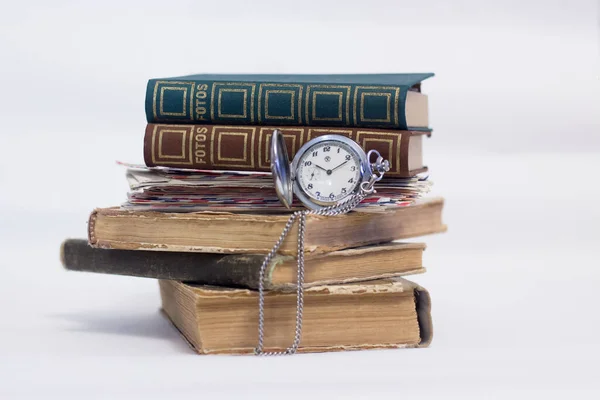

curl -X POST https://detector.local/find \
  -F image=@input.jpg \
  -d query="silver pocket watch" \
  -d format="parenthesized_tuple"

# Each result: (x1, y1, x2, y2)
(271, 130, 391, 210)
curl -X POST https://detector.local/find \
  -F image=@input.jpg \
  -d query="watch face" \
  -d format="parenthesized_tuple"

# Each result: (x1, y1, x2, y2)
(296, 140, 362, 204)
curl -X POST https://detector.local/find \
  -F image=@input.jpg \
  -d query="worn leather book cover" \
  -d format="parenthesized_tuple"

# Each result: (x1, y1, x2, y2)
(61, 239, 426, 290)
(145, 73, 433, 129)
(88, 198, 446, 255)
(159, 277, 433, 355)
(144, 123, 428, 177)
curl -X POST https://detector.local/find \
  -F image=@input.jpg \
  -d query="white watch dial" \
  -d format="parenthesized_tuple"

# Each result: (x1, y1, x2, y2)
(297, 141, 362, 203)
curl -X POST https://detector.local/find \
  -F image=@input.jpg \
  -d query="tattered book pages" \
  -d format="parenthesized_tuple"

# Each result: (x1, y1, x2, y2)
(119, 162, 431, 212)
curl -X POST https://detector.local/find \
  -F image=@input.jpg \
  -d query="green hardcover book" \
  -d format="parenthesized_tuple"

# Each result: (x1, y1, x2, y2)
(146, 73, 433, 130)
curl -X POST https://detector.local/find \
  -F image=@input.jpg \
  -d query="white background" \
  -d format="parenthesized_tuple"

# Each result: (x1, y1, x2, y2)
(0, 0, 599, 398)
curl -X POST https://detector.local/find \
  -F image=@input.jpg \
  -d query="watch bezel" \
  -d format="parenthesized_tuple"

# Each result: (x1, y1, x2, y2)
(270, 129, 293, 208)
(291, 134, 371, 210)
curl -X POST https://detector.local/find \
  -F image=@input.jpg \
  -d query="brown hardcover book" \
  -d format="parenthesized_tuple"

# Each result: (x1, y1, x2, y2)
(88, 198, 445, 255)
(144, 123, 428, 177)
(159, 277, 432, 355)
(61, 239, 426, 290)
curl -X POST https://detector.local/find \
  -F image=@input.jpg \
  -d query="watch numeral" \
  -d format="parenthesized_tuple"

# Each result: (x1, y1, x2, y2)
(329, 193, 335, 199)
(307, 183, 313, 189)
(348, 178, 354, 183)
(341, 188, 347, 194)
(323, 146, 331, 152)
(312, 151, 318, 157)
(316, 191, 321, 196)
(337, 148, 341, 153)
(304, 161, 312, 166)
(345, 155, 351, 160)
(351, 166, 356, 171)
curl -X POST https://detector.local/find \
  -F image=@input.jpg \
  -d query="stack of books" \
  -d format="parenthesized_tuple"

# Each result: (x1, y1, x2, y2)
(61, 73, 446, 355)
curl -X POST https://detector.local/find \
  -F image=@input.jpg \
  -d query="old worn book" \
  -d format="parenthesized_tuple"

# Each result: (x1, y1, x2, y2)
(88, 197, 445, 255)
(160, 278, 432, 354)
(61, 239, 426, 290)
(144, 124, 428, 178)
(146, 73, 433, 130)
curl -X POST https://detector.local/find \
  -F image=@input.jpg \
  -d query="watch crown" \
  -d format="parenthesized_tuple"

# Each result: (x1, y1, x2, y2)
(380, 159, 390, 172)
(371, 157, 390, 174)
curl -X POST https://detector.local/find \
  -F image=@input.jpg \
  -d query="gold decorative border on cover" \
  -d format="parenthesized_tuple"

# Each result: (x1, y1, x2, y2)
(152, 81, 195, 120)
(210, 83, 256, 122)
(258, 84, 303, 124)
(353, 86, 401, 126)
(312, 91, 342, 121)
(218, 132, 248, 161)
(265, 90, 295, 120)
(159, 87, 187, 116)
(306, 128, 354, 141)
(360, 93, 391, 123)
(151, 125, 194, 165)
(305, 85, 351, 124)
(355, 130, 402, 173)
(210, 126, 256, 168)
(158, 129, 188, 159)
(217, 88, 248, 118)
(258, 127, 304, 169)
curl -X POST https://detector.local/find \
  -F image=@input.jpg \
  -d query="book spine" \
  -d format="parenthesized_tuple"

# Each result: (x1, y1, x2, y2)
(145, 79, 412, 129)
(144, 124, 427, 178)
(61, 239, 268, 289)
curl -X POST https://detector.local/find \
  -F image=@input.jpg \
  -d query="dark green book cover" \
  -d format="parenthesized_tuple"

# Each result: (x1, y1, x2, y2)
(145, 73, 433, 129)
(61, 239, 266, 289)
